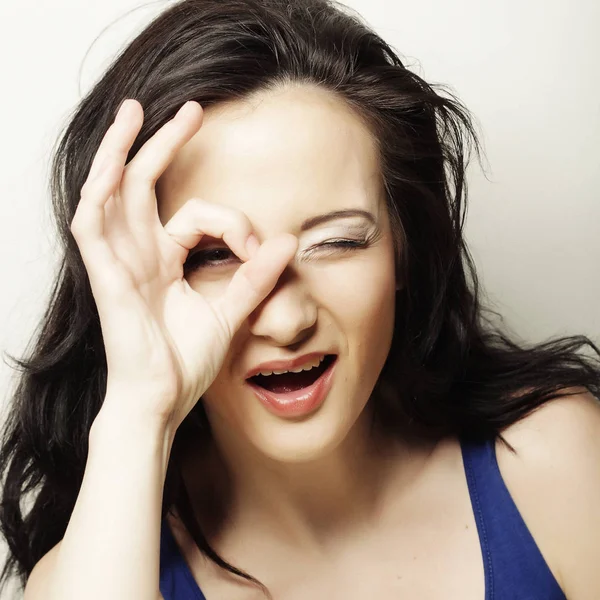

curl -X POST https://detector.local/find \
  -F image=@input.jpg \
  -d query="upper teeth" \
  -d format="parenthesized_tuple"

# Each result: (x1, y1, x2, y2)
(256, 354, 327, 377)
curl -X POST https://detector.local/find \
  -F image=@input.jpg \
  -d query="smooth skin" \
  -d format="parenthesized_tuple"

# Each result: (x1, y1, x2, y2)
(26, 98, 299, 600)
(73, 98, 299, 430)
(23, 90, 600, 600)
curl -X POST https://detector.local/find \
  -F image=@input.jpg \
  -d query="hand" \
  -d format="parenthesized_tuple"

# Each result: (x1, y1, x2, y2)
(71, 99, 298, 431)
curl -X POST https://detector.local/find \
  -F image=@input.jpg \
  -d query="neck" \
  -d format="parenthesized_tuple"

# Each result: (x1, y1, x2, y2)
(180, 405, 435, 556)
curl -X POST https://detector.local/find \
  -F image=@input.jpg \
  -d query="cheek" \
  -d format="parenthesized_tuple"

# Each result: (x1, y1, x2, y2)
(312, 255, 396, 372)
(311, 252, 396, 324)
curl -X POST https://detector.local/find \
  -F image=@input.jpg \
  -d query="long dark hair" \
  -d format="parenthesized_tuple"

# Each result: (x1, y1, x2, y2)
(1, 0, 598, 597)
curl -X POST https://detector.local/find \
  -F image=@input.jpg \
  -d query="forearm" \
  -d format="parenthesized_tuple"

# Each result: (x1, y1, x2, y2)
(48, 396, 174, 600)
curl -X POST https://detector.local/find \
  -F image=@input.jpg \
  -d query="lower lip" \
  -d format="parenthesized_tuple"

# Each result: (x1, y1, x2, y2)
(246, 357, 337, 418)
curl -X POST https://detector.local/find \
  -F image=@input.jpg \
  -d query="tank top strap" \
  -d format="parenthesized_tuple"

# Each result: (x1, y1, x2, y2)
(159, 517, 207, 600)
(159, 439, 567, 599)
(460, 435, 566, 599)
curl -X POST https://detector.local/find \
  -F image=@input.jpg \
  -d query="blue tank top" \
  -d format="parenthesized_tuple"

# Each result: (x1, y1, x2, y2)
(159, 436, 566, 599)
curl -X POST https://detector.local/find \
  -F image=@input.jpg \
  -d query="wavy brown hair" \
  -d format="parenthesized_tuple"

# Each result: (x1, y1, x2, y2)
(1, 0, 599, 597)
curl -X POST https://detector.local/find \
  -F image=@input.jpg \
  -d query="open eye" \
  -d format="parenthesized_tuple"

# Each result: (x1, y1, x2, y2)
(184, 247, 238, 272)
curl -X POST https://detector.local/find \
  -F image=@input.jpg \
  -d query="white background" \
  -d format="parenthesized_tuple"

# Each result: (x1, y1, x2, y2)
(0, 0, 598, 597)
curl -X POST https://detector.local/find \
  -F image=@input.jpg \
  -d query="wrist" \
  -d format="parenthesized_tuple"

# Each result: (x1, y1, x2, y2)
(90, 401, 176, 476)
(91, 391, 176, 446)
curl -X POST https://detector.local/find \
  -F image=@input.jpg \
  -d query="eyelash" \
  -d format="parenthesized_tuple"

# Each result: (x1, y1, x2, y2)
(184, 238, 370, 271)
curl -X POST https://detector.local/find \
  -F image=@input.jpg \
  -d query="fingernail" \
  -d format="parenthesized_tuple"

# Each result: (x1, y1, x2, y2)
(116, 99, 136, 120)
(175, 101, 196, 120)
(246, 234, 260, 257)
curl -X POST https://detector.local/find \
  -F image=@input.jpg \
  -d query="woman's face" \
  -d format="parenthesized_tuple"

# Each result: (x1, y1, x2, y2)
(157, 84, 398, 463)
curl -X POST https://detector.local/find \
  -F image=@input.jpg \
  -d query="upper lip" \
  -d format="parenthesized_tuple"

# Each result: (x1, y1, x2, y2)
(244, 351, 335, 380)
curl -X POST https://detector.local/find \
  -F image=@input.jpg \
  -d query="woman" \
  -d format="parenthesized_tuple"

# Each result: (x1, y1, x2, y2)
(1, 0, 599, 598)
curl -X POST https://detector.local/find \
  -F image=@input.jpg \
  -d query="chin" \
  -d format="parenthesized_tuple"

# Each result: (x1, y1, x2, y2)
(245, 402, 369, 464)
(202, 365, 374, 464)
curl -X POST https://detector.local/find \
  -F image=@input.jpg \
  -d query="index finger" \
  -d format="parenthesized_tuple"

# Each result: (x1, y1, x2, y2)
(86, 99, 144, 182)
(121, 101, 204, 190)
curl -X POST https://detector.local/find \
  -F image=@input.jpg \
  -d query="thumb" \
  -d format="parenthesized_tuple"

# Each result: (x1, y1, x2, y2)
(213, 234, 299, 335)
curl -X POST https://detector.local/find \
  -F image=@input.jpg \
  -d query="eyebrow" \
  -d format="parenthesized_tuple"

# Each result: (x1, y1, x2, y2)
(300, 209, 376, 232)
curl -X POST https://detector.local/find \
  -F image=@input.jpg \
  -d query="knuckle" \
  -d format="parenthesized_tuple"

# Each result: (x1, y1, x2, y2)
(122, 163, 155, 188)
(234, 212, 250, 232)
(70, 209, 90, 237)
(186, 198, 246, 228)
(79, 180, 95, 198)
(69, 214, 82, 236)
(225, 210, 252, 240)
(219, 203, 251, 230)
(187, 197, 207, 211)
(80, 175, 106, 200)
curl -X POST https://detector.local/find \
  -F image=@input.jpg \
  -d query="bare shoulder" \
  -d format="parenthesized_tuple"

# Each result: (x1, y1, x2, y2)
(24, 539, 166, 600)
(23, 541, 62, 600)
(494, 388, 600, 600)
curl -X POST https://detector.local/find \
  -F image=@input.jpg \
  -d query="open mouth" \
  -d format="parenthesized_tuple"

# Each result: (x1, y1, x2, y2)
(247, 355, 337, 394)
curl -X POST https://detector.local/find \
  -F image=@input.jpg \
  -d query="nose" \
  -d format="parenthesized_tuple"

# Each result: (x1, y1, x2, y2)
(247, 272, 318, 346)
